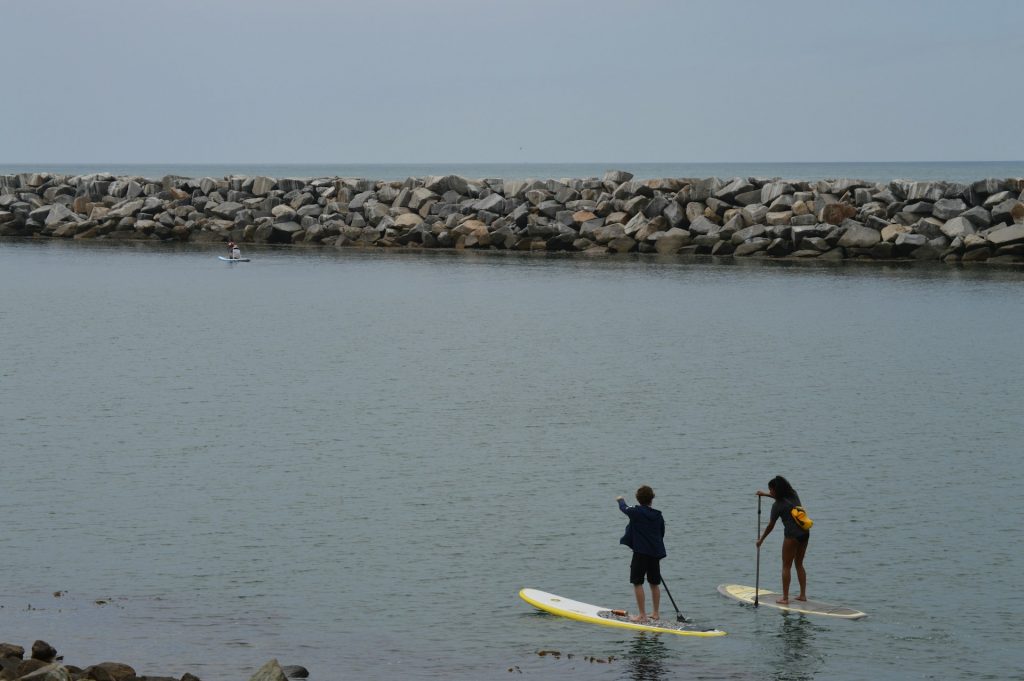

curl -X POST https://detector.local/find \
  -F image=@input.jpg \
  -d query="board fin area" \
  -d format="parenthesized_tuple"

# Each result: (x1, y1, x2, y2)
(716, 584, 866, 620)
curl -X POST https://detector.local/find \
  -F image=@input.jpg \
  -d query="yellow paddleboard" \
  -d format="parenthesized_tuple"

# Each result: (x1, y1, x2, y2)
(717, 584, 867, 620)
(519, 588, 726, 637)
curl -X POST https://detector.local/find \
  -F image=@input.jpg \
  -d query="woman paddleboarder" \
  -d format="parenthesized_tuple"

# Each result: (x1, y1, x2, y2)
(756, 476, 809, 605)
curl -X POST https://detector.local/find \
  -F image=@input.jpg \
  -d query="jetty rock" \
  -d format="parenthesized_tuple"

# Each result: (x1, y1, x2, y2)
(1, 171, 1023, 264)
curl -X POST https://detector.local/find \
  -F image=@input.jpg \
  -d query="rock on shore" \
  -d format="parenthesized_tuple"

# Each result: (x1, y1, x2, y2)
(0, 640, 308, 681)
(2, 171, 1024, 264)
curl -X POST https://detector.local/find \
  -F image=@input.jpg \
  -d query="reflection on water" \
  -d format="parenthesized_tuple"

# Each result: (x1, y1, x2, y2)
(769, 615, 824, 681)
(620, 633, 670, 681)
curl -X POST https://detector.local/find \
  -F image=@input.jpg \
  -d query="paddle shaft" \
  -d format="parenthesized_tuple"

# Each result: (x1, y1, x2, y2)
(660, 578, 686, 622)
(755, 495, 761, 607)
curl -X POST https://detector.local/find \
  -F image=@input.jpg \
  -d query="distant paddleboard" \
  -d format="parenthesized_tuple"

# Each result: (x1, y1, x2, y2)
(218, 256, 251, 262)
(717, 584, 866, 620)
(519, 588, 725, 637)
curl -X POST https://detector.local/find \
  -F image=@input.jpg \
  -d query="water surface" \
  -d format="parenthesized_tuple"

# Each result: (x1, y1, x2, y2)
(1, 241, 1021, 680)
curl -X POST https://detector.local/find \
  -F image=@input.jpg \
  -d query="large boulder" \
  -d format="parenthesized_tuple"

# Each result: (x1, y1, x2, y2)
(653, 228, 691, 253)
(251, 177, 275, 196)
(210, 201, 243, 219)
(821, 203, 857, 225)
(249, 659, 288, 681)
(603, 170, 633, 184)
(987, 224, 1024, 246)
(733, 237, 771, 256)
(837, 225, 881, 248)
(83, 662, 136, 681)
(21, 663, 69, 681)
(940, 216, 975, 238)
(30, 641, 56, 663)
(932, 198, 966, 220)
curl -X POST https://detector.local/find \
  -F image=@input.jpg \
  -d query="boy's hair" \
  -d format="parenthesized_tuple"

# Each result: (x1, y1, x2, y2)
(635, 485, 655, 506)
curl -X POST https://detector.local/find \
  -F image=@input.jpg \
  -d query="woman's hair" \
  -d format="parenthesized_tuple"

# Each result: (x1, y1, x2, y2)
(768, 475, 797, 501)
(635, 485, 655, 506)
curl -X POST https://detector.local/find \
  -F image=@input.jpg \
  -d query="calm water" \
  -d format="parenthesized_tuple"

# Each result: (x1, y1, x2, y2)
(1, 241, 1022, 681)
(2, 161, 1024, 182)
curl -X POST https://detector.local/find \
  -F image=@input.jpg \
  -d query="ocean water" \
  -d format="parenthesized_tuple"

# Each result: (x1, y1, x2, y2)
(2, 161, 1023, 182)
(1, 240, 1022, 681)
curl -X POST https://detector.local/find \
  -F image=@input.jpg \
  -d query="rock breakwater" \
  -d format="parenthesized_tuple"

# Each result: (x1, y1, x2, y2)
(2, 171, 1024, 264)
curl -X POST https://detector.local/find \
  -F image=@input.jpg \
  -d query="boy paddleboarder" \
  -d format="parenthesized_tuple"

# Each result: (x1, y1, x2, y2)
(616, 485, 667, 622)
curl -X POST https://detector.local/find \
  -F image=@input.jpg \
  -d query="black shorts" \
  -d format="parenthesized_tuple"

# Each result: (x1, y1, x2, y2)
(629, 553, 662, 586)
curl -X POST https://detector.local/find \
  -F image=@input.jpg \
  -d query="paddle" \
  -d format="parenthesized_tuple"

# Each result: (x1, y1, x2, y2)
(660, 578, 687, 622)
(755, 494, 762, 608)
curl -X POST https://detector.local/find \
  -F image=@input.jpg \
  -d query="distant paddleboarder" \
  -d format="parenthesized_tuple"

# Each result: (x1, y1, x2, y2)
(227, 241, 241, 260)
(756, 476, 810, 605)
(616, 485, 667, 622)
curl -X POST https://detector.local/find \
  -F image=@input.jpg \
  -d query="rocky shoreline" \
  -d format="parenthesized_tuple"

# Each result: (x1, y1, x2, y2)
(2, 171, 1023, 264)
(0, 641, 304, 681)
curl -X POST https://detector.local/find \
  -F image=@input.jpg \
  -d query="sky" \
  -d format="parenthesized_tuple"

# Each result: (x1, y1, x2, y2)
(1, 0, 1022, 164)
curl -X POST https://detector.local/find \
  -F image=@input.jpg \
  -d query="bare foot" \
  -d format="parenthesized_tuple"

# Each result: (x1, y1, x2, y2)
(629, 614, 647, 622)
(795, 595, 807, 602)
(650, 612, 660, 621)
(776, 597, 789, 605)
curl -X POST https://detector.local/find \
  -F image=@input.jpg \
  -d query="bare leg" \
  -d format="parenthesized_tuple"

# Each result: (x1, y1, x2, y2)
(794, 537, 809, 601)
(778, 538, 796, 604)
(631, 584, 647, 621)
(650, 584, 661, 620)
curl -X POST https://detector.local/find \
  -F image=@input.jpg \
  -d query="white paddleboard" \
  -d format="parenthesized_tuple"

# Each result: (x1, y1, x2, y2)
(520, 588, 725, 637)
(218, 256, 251, 262)
(717, 584, 866, 619)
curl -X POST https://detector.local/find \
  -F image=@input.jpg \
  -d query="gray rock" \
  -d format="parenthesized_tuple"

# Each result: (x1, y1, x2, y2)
(503, 180, 528, 199)
(894, 232, 928, 250)
(837, 225, 881, 248)
(907, 182, 945, 202)
(250, 659, 289, 681)
(940, 216, 975, 238)
(603, 170, 633, 184)
(687, 215, 718, 235)
(765, 211, 793, 226)
(903, 201, 934, 215)
(108, 198, 145, 219)
(741, 204, 768, 225)
(733, 237, 771, 256)
(251, 176, 275, 195)
(654, 229, 691, 253)
(911, 243, 942, 260)
(733, 188, 764, 206)
(987, 224, 1024, 246)
(982, 190, 1014, 207)
(766, 237, 791, 256)
(971, 178, 1006, 195)
(991, 199, 1022, 225)
(408, 188, 437, 211)
(20, 663, 69, 681)
(730, 224, 766, 245)
(714, 177, 755, 201)
(473, 193, 505, 214)
(932, 198, 967, 220)
(678, 178, 720, 203)
(210, 201, 244, 219)
(961, 205, 992, 228)
(761, 181, 793, 204)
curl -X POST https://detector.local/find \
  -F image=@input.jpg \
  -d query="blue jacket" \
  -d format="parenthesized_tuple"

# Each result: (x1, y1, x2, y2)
(618, 499, 667, 558)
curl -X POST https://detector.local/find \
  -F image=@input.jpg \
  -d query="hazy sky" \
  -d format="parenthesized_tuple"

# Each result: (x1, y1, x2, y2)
(2, 0, 1022, 163)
